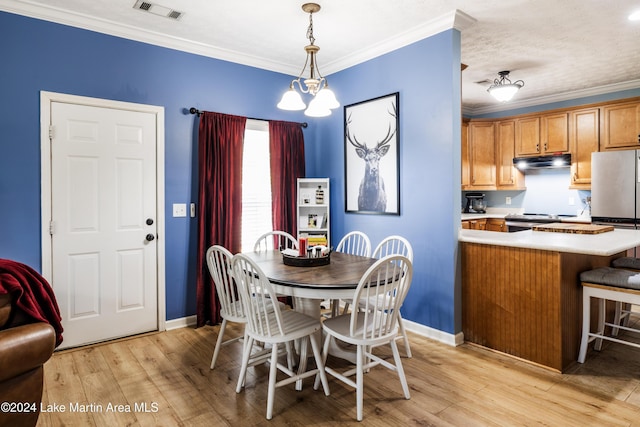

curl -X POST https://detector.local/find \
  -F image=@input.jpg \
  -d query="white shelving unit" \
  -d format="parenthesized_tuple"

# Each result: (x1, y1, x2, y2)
(297, 178, 330, 248)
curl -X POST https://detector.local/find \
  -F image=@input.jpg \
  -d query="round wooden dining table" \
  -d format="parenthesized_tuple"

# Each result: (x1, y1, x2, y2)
(243, 250, 379, 377)
(244, 249, 378, 303)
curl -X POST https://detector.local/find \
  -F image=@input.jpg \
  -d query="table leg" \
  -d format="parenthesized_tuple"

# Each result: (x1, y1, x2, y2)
(292, 297, 319, 390)
(293, 297, 357, 369)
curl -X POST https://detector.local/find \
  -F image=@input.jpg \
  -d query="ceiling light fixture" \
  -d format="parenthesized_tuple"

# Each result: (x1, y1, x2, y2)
(277, 3, 339, 117)
(487, 71, 525, 102)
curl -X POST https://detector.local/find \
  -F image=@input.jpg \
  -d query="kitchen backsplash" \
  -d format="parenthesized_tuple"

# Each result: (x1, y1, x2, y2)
(463, 169, 591, 217)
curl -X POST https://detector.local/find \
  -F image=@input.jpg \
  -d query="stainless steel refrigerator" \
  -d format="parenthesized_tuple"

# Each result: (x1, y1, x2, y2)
(591, 150, 640, 229)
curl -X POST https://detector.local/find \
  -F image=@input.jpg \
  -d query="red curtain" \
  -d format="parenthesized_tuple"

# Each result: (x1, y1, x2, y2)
(269, 121, 306, 238)
(196, 112, 247, 327)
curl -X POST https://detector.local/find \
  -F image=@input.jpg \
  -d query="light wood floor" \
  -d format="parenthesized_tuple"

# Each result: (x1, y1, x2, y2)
(37, 318, 640, 427)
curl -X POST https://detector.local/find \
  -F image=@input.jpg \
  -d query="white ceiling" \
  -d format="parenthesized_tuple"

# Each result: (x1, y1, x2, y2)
(2, 0, 640, 115)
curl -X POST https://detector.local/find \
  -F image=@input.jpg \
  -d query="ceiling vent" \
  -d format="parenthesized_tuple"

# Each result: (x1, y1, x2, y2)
(133, 0, 184, 20)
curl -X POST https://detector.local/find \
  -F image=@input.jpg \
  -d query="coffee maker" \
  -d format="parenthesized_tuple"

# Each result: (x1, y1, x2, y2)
(464, 192, 487, 213)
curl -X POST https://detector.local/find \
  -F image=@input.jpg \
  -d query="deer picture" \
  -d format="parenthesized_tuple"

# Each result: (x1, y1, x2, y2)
(346, 101, 397, 212)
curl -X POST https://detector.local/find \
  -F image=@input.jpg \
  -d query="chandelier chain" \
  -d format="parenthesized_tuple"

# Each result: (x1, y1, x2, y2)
(306, 11, 315, 45)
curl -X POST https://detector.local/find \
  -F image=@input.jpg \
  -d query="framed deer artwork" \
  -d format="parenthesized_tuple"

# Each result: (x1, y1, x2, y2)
(344, 92, 400, 215)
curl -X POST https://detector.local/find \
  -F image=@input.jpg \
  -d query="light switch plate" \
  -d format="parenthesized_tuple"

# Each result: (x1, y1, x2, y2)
(173, 203, 187, 217)
(190, 203, 196, 217)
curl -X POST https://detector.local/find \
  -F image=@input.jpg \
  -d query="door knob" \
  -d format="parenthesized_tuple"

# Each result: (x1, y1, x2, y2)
(145, 234, 155, 241)
(146, 218, 154, 225)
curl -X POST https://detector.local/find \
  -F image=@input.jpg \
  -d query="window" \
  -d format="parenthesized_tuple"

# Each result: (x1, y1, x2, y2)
(241, 120, 272, 251)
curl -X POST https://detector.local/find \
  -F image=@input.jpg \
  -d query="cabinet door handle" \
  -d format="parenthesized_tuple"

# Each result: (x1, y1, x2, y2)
(544, 143, 548, 151)
(536, 143, 540, 152)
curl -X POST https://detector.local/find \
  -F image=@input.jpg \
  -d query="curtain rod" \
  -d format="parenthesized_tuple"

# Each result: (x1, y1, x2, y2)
(188, 108, 307, 128)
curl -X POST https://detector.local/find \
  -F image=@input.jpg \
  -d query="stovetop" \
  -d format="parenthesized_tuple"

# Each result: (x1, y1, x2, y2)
(504, 213, 572, 223)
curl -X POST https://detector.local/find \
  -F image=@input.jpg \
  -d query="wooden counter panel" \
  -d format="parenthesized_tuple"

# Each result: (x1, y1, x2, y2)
(461, 242, 619, 372)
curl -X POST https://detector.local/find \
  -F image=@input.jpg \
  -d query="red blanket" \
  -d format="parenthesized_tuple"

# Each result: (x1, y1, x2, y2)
(0, 259, 63, 347)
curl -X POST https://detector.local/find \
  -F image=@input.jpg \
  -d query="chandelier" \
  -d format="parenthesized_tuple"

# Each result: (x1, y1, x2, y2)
(487, 71, 524, 102)
(277, 3, 339, 117)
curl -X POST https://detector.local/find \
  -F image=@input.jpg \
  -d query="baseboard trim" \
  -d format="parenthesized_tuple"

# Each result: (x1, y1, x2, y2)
(403, 318, 464, 347)
(165, 314, 464, 346)
(165, 315, 197, 331)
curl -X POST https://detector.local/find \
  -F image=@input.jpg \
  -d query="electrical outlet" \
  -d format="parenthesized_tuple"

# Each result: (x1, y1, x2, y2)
(505, 196, 511, 205)
(173, 203, 187, 217)
(569, 197, 575, 206)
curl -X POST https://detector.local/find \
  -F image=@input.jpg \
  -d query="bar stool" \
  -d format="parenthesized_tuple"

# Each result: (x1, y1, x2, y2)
(610, 257, 640, 334)
(578, 267, 640, 363)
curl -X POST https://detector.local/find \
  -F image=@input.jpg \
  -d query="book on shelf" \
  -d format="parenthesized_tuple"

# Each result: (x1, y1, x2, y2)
(307, 214, 324, 229)
(300, 233, 327, 247)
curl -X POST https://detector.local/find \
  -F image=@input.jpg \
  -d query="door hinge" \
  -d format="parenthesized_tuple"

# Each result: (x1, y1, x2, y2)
(49, 221, 56, 235)
(49, 125, 55, 140)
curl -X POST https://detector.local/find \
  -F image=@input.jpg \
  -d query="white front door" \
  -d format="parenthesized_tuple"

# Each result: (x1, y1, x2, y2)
(43, 94, 164, 349)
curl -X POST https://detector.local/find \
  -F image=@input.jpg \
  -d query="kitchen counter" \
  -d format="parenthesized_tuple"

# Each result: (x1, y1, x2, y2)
(460, 226, 640, 372)
(459, 228, 640, 256)
(461, 212, 592, 223)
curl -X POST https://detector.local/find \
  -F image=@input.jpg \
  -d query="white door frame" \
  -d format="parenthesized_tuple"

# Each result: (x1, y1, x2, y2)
(40, 91, 166, 333)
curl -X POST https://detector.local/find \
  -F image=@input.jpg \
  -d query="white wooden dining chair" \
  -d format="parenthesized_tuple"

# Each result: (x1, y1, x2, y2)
(206, 245, 244, 370)
(253, 230, 298, 252)
(232, 253, 330, 420)
(333, 231, 372, 316)
(373, 235, 413, 261)
(314, 254, 413, 421)
(344, 235, 413, 358)
(336, 231, 372, 257)
(367, 235, 414, 358)
(206, 245, 282, 370)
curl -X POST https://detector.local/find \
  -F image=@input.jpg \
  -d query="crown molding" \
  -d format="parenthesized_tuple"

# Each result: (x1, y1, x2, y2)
(322, 10, 476, 75)
(462, 79, 640, 116)
(8, 2, 631, 118)
(0, 0, 297, 74)
(1, 2, 476, 77)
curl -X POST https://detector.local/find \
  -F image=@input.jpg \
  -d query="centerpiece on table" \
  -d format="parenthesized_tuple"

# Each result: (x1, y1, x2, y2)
(281, 241, 331, 267)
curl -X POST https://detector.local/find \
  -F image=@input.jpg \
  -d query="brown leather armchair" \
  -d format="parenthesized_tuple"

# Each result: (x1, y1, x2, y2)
(0, 293, 56, 427)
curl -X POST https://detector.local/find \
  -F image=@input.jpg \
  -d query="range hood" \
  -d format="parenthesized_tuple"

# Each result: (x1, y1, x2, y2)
(513, 153, 571, 171)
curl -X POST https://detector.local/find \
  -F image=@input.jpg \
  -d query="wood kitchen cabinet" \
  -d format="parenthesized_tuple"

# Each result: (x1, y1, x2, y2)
(461, 121, 470, 187)
(541, 112, 570, 153)
(515, 116, 541, 156)
(466, 121, 496, 189)
(485, 218, 506, 232)
(600, 100, 640, 149)
(496, 120, 525, 189)
(461, 218, 505, 231)
(462, 119, 524, 191)
(570, 107, 599, 189)
(463, 96, 639, 191)
(461, 219, 487, 230)
(516, 114, 569, 156)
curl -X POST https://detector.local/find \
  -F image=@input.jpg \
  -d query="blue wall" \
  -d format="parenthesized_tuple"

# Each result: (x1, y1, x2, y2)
(0, 11, 462, 333)
(311, 31, 463, 333)
(0, 11, 307, 320)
